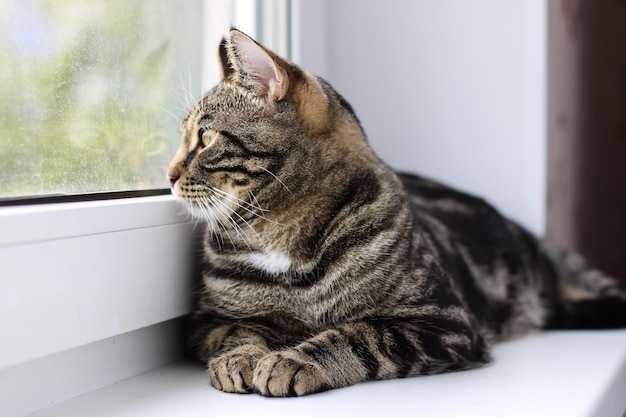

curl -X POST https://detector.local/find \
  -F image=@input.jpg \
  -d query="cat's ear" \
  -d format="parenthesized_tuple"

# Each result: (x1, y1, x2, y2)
(218, 37, 234, 79)
(226, 29, 289, 101)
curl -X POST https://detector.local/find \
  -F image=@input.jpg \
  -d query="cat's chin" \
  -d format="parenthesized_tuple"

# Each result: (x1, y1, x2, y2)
(173, 195, 226, 230)
(179, 199, 207, 218)
(170, 191, 201, 216)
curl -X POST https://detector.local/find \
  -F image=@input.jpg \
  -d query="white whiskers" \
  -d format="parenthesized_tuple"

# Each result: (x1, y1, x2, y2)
(256, 166, 293, 196)
(188, 186, 282, 252)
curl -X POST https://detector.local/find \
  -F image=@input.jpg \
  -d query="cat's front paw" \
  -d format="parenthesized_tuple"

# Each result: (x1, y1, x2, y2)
(252, 351, 331, 397)
(207, 345, 267, 394)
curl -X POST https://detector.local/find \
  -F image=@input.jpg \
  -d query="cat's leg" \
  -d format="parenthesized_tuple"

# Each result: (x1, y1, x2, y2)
(189, 318, 281, 394)
(252, 318, 489, 397)
(205, 324, 272, 393)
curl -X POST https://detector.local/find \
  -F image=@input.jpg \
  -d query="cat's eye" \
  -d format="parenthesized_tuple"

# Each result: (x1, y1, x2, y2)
(200, 129, 216, 147)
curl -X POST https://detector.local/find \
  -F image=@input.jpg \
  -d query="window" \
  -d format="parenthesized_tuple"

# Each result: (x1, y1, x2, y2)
(0, 2, 290, 415)
(0, 0, 289, 201)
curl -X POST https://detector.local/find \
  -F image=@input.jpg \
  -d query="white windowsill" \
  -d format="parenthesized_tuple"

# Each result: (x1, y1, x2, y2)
(0, 195, 197, 416)
(27, 329, 626, 417)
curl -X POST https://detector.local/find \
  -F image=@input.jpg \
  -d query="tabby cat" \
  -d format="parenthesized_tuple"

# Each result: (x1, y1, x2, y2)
(166, 29, 626, 397)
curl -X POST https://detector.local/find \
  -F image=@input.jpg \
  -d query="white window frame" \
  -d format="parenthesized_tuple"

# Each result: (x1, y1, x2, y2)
(0, 2, 290, 415)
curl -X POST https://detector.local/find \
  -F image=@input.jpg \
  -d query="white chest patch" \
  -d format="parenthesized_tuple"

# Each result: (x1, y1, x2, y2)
(248, 251, 293, 275)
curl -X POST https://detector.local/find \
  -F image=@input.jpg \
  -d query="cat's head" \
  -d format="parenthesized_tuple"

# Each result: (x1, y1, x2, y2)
(166, 29, 370, 230)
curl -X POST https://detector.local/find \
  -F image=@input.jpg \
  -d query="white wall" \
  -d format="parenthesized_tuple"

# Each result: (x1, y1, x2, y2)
(292, 0, 546, 235)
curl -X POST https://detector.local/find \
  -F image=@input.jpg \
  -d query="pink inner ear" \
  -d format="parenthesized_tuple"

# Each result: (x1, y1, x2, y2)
(273, 66, 287, 100)
(231, 32, 285, 99)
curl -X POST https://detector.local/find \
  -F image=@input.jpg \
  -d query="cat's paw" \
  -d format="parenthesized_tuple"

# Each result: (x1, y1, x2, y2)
(207, 345, 267, 394)
(252, 351, 331, 397)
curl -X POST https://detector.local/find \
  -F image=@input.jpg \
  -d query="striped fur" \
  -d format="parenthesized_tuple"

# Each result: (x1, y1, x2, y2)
(167, 30, 626, 397)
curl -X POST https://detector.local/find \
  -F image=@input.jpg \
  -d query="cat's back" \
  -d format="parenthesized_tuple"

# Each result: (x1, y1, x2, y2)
(399, 172, 523, 279)
(398, 172, 551, 338)
(398, 172, 513, 244)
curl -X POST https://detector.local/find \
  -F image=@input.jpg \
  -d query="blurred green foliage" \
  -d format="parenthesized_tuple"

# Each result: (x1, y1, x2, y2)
(0, 0, 203, 197)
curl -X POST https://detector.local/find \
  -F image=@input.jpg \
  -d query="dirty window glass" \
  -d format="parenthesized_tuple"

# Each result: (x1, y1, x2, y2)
(0, 0, 281, 200)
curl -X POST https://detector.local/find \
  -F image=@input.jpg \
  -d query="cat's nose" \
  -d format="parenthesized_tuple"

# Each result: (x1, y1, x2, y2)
(167, 173, 180, 187)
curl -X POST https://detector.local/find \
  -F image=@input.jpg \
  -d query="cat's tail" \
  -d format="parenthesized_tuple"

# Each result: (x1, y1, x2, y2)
(540, 242, 626, 330)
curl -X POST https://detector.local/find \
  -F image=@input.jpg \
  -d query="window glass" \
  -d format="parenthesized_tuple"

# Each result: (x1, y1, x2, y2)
(0, 0, 288, 200)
